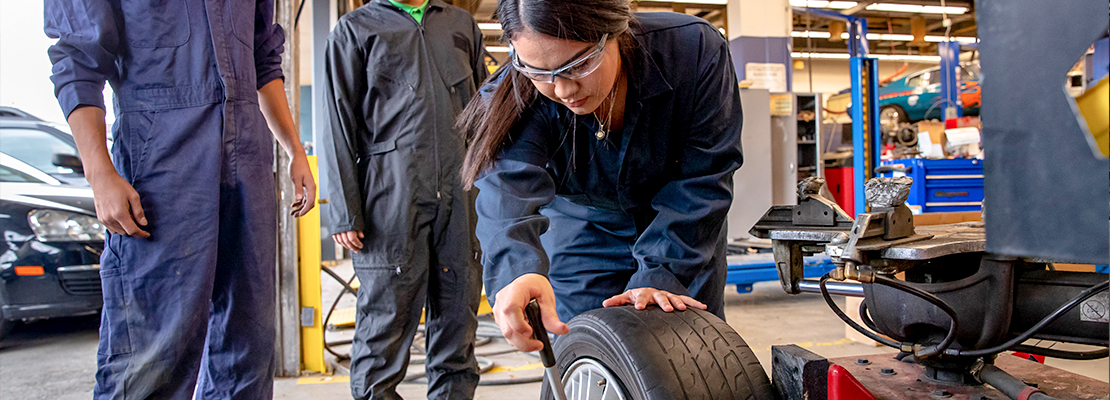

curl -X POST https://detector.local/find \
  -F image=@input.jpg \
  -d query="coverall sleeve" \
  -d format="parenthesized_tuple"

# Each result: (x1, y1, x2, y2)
(474, 107, 556, 302)
(319, 27, 368, 233)
(626, 32, 743, 296)
(470, 22, 490, 87)
(44, 0, 121, 119)
(253, 0, 286, 89)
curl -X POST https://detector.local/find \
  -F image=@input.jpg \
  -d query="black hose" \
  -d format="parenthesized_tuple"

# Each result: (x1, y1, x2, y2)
(1010, 344, 1109, 360)
(321, 267, 359, 360)
(819, 274, 900, 349)
(959, 280, 1109, 357)
(978, 364, 1063, 400)
(859, 301, 881, 333)
(872, 275, 960, 357)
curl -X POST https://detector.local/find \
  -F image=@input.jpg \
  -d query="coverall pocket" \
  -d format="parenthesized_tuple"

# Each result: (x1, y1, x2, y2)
(120, 0, 190, 48)
(228, 0, 255, 48)
(444, 67, 475, 116)
(125, 111, 161, 183)
(98, 264, 132, 356)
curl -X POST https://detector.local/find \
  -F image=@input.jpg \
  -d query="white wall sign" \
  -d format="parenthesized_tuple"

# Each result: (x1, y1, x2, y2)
(746, 62, 788, 93)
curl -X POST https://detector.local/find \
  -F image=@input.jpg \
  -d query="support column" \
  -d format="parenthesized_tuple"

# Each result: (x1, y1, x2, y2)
(726, 0, 793, 92)
(273, 0, 302, 378)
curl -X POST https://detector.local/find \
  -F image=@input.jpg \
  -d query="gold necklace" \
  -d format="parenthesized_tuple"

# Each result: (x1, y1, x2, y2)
(594, 75, 620, 141)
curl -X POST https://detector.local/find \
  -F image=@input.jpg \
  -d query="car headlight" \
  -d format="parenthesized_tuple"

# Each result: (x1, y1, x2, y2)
(27, 209, 106, 242)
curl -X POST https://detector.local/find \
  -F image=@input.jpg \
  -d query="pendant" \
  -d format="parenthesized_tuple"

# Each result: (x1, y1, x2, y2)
(595, 128, 606, 140)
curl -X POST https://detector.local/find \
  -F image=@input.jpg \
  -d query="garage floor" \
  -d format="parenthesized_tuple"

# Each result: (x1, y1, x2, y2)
(1, 259, 1105, 399)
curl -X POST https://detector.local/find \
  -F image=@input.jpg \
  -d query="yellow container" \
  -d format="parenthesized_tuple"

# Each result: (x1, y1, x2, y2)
(1076, 76, 1109, 158)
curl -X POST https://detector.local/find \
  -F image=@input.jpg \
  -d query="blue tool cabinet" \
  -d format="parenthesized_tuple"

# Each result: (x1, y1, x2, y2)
(879, 158, 984, 213)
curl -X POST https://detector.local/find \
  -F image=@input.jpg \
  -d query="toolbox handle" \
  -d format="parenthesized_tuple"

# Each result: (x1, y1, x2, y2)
(875, 165, 912, 175)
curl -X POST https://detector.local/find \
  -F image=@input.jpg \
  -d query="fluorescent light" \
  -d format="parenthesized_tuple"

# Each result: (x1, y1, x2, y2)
(637, 0, 728, 5)
(792, 52, 850, 59)
(478, 23, 502, 32)
(792, 52, 941, 62)
(865, 3, 968, 14)
(486, 46, 511, 53)
(792, 30, 977, 44)
(790, 0, 858, 9)
(792, 31, 833, 39)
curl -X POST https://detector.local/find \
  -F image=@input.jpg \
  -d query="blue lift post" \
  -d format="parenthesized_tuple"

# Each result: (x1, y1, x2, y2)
(938, 40, 963, 122)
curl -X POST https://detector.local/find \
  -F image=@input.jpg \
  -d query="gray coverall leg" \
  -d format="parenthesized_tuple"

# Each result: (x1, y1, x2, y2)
(349, 186, 481, 400)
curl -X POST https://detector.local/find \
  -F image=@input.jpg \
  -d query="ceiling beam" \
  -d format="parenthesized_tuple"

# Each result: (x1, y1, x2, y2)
(925, 14, 974, 31)
(842, 0, 877, 15)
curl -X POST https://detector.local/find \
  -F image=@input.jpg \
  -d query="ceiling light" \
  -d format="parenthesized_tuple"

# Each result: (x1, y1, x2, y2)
(792, 31, 977, 44)
(478, 23, 502, 32)
(792, 52, 941, 62)
(865, 3, 968, 14)
(636, 0, 728, 5)
(486, 46, 511, 53)
(790, 0, 858, 9)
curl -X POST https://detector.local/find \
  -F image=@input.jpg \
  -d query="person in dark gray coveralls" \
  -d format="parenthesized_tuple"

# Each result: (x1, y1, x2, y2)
(319, 0, 488, 399)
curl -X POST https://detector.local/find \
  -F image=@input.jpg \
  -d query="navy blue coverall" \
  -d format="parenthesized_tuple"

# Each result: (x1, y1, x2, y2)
(319, 1, 487, 399)
(46, 1, 286, 399)
(476, 13, 744, 323)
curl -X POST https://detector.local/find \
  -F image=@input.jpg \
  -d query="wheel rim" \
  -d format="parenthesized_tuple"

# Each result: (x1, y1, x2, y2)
(561, 358, 628, 400)
(880, 107, 902, 133)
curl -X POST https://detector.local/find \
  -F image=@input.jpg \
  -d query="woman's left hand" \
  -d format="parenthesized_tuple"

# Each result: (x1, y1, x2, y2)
(602, 288, 707, 312)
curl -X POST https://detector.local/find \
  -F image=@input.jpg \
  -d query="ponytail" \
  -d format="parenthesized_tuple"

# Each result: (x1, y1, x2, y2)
(457, 64, 537, 189)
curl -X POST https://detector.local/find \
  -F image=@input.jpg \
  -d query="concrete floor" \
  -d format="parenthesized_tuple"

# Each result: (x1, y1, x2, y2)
(1, 259, 1106, 399)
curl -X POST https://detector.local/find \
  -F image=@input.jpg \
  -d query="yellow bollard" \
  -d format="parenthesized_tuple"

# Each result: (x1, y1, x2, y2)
(297, 155, 327, 373)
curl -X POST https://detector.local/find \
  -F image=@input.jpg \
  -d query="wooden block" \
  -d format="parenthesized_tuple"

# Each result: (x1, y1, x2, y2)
(913, 211, 981, 226)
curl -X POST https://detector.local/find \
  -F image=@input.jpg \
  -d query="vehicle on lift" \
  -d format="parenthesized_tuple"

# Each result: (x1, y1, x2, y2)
(0, 109, 90, 186)
(877, 61, 981, 133)
(826, 62, 981, 134)
(0, 153, 104, 341)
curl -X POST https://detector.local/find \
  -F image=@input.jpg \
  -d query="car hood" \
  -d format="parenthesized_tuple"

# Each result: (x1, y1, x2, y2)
(0, 183, 96, 215)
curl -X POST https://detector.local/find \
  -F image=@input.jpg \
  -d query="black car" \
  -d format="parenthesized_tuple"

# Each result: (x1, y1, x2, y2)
(0, 110, 90, 186)
(0, 153, 103, 340)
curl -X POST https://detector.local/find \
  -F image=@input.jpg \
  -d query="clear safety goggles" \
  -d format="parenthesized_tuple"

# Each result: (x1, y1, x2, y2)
(510, 33, 608, 83)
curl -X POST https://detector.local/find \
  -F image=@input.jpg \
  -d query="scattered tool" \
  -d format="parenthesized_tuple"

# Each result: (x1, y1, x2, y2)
(525, 299, 568, 400)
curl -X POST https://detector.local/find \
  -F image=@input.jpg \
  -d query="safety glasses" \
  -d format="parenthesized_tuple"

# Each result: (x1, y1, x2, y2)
(511, 33, 609, 83)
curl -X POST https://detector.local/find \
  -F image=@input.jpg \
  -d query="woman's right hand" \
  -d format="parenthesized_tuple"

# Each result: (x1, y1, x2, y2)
(493, 273, 569, 352)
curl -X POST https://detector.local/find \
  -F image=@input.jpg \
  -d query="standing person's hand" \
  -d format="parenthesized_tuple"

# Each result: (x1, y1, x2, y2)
(289, 153, 316, 217)
(492, 273, 569, 352)
(89, 172, 149, 238)
(333, 231, 364, 252)
(602, 288, 706, 312)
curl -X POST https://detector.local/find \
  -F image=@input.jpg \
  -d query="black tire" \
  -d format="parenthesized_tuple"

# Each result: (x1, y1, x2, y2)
(542, 306, 775, 400)
(0, 306, 14, 343)
(879, 105, 908, 135)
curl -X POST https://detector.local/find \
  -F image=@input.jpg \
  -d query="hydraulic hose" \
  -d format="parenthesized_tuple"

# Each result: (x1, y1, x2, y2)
(959, 280, 1108, 357)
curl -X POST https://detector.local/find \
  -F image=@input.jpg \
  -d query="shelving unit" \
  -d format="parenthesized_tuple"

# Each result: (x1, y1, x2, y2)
(795, 93, 824, 182)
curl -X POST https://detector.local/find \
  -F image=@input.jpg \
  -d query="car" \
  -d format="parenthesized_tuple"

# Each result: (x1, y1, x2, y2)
(0, 153, 104, 340)
(824, 62, 982, 133)
(0, 110, 92, 186)
(876, 62, 981, 132)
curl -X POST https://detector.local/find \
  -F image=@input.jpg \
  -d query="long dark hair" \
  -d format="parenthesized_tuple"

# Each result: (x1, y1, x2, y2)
(456, 0, 636, 189)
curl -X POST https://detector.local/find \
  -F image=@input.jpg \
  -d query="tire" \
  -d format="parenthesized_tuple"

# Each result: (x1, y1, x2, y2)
(879, 105, 908, 135)
(542, 306, 775, 400)
(0, 305, 14, 343)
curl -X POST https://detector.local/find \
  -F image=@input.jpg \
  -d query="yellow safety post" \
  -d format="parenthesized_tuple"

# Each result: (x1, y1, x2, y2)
(297, 155, 327, 373)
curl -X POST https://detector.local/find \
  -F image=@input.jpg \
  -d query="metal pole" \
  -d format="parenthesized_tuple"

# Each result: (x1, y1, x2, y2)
(273, 0, 302, 377)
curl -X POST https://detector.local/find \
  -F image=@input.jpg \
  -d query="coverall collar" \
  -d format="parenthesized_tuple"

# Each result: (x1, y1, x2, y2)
(627, 43, 674, 100)
(373, 0, 447, 12)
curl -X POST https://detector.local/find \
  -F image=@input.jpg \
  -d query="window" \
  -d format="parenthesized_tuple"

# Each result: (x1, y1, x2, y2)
(0, 165, 43, 183)
(960, 64, 980, 81)
(905, 73, 927, 87)
(926, 71, 941, 86)
(0, 128, 78, 173)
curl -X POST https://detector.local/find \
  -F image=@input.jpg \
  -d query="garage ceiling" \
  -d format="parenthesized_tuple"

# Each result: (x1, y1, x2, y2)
(431, 0, 979, 61)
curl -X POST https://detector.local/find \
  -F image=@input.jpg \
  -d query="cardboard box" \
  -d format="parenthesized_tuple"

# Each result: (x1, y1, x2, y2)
(916, 121, 948, 158)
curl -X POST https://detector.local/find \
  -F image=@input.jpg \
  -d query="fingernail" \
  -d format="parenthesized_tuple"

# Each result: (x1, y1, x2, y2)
(140, 218, 147, 225)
